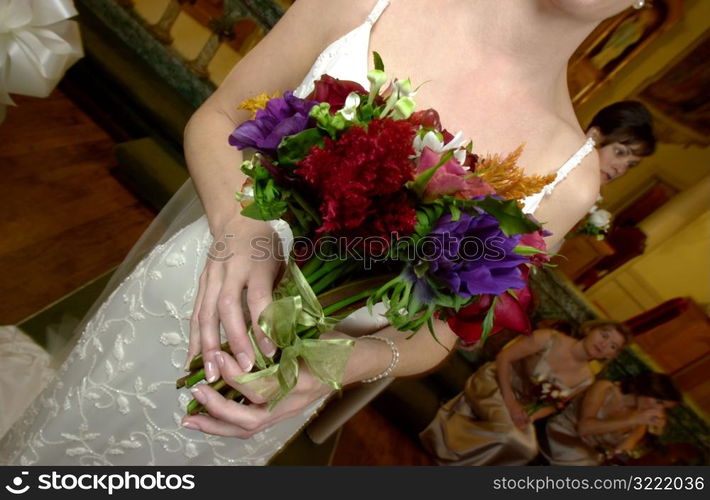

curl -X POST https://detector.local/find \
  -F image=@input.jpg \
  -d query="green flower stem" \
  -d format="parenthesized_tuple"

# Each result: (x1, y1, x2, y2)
(300, 256, 324, 280)
(224, 389, 242, 403)
(322, 287, 378, 316)
(311, 261, 357, 295)
(286, 202, 309, 235)
(305, 258, 348, 285)
(291, 190, 322, 226)
(183, 368, 206, 388)
(186, 399, 202, 415)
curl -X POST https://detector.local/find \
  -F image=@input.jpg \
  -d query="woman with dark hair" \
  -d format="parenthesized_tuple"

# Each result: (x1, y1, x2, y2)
(544, 371, 681, 465)
(420, 320, 629, 465)
(586, 100, 657, 184)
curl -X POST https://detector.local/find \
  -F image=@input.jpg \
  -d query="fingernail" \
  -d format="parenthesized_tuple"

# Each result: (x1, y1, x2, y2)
(215, 351, 225, 368)
(183, 355, 192, 372)
(259, 337, 277, 357)
(190, 387, 207, 404)
(236, 352, 253, 372)
(205, 360, 217, 383)
(182, 420, 200, 431)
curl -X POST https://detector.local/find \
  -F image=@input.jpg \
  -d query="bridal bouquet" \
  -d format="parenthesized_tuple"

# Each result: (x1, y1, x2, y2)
(525, 376, 570, 415)
(178, 54, 555, 413)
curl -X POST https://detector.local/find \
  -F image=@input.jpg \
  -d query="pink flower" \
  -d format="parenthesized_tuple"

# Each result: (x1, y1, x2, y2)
(519, 229, 551, 266)
(416, 147, 496, 201)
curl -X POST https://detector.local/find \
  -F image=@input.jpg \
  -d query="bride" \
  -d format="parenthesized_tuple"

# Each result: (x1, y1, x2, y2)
(0, 0, 643, 465)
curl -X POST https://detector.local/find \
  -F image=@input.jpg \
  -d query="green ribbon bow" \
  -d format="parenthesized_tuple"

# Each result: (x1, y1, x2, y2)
(234, 260, 354, 408)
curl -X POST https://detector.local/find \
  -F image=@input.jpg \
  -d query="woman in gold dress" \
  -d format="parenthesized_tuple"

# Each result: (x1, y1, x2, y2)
(544, 371, 680, 465)
(420, 321, 629, 465)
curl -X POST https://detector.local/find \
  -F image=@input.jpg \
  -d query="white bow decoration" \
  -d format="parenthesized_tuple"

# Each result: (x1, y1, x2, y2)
(0, 0, 83, 122)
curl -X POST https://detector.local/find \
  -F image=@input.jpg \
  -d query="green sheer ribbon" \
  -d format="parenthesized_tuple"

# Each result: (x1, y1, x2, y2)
(234, 260, 354, 408)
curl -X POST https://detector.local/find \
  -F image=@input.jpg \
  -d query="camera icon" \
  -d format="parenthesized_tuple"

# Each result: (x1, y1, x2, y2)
(5, 471, 30, 494)
(207, 234, 235, 262)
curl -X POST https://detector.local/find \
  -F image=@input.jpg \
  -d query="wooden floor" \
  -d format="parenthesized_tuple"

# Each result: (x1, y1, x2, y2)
(0, 90, 434, 465)
(0, 91, 155, 323)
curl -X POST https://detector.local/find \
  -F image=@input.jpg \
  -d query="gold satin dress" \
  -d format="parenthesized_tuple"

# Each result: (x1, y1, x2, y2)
(420, 332, 593, 466)
(544, 383, 632, 465)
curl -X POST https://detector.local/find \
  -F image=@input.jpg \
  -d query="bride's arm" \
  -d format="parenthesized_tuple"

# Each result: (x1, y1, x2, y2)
(184, 0, 336, 233)
(534, 148, 600, 250)
(183, 0, 364, 380)
(335, 320, 459, 383)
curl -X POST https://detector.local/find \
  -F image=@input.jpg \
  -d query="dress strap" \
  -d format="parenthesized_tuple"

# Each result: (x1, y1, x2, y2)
(520, 137, 596, 214)
(544, 137, 597, 195)
(366, 0, 390, 25)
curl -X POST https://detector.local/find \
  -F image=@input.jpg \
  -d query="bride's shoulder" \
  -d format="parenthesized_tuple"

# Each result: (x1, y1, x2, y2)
(288, 0, 376, 36)
(531, 120, 600, 246)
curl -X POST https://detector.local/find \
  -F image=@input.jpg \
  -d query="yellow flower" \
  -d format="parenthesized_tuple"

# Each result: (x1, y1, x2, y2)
(476, 144, 556, 203)
(238, 91, 281, 119)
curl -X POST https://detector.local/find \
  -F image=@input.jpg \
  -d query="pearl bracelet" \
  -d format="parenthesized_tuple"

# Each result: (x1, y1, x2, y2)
(360, 335, 400, 384)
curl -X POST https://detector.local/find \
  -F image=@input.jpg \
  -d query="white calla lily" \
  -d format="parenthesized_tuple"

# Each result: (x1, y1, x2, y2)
(394, 78, 415, 98)
(413, 129, 468, 162)
(338, 92, 361, 121)
(367, 69, 387, 105)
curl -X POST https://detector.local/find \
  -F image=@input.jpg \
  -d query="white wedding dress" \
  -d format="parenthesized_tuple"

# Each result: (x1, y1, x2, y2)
(0, 0, 595, 466)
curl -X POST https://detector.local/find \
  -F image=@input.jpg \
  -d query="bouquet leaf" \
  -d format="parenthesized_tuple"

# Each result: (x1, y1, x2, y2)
(479, 296, 499, 344)
(373, 51, 385, 71)
(513, 244, 550, 256)
(475, 197, 540, 236)
(277, 128, 324, 165)
(240, 162, 288, 220)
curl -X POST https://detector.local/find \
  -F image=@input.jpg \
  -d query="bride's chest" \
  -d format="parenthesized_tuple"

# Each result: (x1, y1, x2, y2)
(364, 35, 558, 172)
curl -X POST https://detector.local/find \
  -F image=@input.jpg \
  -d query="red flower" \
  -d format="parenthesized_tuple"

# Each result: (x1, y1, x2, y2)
(447, 267, 534, 344)
(409, 108, 442, 130)
(295, 118, 417, 247)
(309, 75, 368, 114)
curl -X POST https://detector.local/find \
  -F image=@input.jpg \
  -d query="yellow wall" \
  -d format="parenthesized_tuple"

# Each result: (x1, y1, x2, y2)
(635, 209, 710, 303)
(587, 206, 710, 320)
(639, 174, 710, 249)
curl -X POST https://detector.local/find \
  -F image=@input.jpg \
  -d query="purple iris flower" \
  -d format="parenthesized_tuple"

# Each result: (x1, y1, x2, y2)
(413, 212, 528, 298)
(229, 92, 318, 157)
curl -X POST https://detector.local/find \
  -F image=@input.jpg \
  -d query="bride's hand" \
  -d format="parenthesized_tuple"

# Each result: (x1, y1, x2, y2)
(186, 214, 282, 383)
(180, 351, 331, 438)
